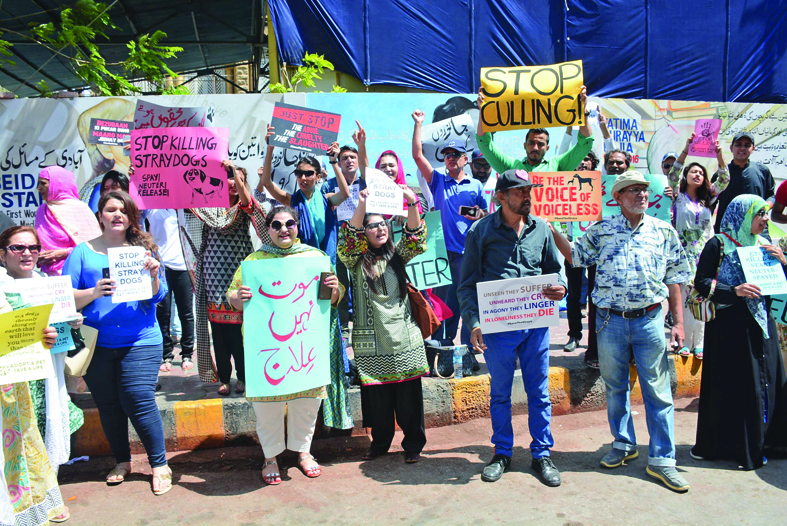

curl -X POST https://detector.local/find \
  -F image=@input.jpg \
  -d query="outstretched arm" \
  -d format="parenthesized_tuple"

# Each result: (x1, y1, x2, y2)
(412, 110, 434, 184)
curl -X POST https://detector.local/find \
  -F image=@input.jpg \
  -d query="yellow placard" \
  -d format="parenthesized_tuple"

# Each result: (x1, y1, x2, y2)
(0, 304, 53, 357)
(479, 60, 584, 132)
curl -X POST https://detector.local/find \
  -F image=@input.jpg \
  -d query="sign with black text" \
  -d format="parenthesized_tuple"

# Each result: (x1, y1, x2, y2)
(88, 118, 132, 146)
(108, 246, 152, 304)
(268, 102, 341, 155)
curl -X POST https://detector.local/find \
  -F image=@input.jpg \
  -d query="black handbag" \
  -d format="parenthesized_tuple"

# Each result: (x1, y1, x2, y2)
(424, 340, 480, 378)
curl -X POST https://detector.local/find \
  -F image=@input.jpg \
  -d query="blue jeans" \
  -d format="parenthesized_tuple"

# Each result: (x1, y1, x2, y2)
(432, 250, 471, 345)
(483, 328, 553, 459)
(84, 344, 167, 468)
(595, 305, 676, 466)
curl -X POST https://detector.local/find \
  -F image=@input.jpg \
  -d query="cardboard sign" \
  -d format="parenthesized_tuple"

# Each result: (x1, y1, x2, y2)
(88, 118, 132, 146)
(8, 276, 77, 324)
(530, 171, 602, 221)
(336, 183, 360, 222)
(242, 256, 332, 398)
(738, 246, 787, 296)
(107, 247, 153, 304)
(392, 211, 451, 289)
(130, 126, 230, 209)
(366, 168, 404, 216)
(0, 304, 55, 383)
(479, 60, 584, 132)
(268, 102, 341, 155)
(477, 274, 560, 334)
(50, 321, 75, 354)
(601, 173, 671, 222)
(688, 119, 722, 158)
(134, 100, 212, 130)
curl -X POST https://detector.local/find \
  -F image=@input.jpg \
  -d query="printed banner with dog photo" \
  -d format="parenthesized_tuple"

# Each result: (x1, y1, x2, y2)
(129, 126, 230, 209)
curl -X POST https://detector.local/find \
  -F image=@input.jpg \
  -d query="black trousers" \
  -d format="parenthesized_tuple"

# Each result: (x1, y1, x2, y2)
(335, 256, 351, 338)
(210, 321, 245, 384)
(565, 260, 585, 341)
(585, 265, 598, 363)
(361, 378, 426, 454)
(156, 267, 195, 361)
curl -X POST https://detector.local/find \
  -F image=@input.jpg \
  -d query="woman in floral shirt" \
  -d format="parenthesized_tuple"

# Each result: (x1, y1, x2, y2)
(667, 133, 729, 359)
(338, 186, 429, 463)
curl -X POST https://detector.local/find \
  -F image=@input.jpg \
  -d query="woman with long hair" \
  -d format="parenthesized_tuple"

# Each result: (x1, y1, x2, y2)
(227, 205, 352, 484)
(62, 191, 172, 495)
(338, 186, 429, 463)
(667, 134, 728, 359)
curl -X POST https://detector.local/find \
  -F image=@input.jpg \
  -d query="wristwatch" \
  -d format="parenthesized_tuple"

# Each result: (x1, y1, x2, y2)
(329, 160, 338, 164)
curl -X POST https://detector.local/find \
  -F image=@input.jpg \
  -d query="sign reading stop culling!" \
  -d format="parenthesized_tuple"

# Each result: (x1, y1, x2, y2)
(107, 247, 153, 304)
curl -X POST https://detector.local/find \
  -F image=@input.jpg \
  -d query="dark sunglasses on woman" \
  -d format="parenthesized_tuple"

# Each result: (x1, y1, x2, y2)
(270, 219, 297, 231)
(294, 170, 316, 178)
(6, 244, 42, 254)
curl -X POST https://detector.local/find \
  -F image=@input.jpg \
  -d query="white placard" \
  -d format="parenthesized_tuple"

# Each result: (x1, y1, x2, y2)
(366, 168, 404, 216)
(420, 114, 477, 167)
(737, 246, 787, 296)
(477, 274, 560, 334)
(9, 276, 77, 324)
(0, 341, 55, 383)
(108, 246, 153, 304)
(336, 183, 360, 222)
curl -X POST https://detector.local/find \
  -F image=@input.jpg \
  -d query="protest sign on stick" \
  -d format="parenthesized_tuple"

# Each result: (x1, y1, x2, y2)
(242, 256, 333, 398)
(688, 119, 722, 158)
(530, 171, 602, 221)
(134, 100, 212, 130)
(88, 118, 132, 146)
(0, 304, 55, 383)
(477, 274, 560, 334)
(268, 102, 341, 156)
(366, 168, 404, 216)
(129, 126, 230, 209)
(392, 211, 451, 289)
(479, 60, 584, 132)
(108, 247, 153, 304)
(738, 246, 787, 296)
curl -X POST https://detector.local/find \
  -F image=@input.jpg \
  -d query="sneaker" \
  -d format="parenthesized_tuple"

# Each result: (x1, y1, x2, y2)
(531, 457, 561, 487)
(646, 465, 690, 493)
(689, 448, 705, 461)
(600, 448, 639, 468)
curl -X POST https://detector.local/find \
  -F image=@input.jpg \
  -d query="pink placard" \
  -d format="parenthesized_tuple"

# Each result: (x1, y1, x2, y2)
(129, 127, 230, 210)
(688, 119, 722, 158)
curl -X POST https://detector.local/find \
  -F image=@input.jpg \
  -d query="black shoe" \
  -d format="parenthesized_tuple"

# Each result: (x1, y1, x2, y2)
(481, 454, 511, 482)
(563, 337, 579, 352)
(531, 457, 562, 487)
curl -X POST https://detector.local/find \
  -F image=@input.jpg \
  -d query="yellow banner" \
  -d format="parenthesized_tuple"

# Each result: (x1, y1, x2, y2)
(479, 60, 584, 132)
(0, 304, 53, 357)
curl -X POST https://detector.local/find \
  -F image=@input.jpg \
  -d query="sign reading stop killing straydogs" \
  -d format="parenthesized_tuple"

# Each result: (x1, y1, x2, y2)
(268, 102, 341, 156)
(529, 171, 602, 222)
(107, 246, 153, 304)
(129, 126, 230, 209)
(479, 60, 584, 132)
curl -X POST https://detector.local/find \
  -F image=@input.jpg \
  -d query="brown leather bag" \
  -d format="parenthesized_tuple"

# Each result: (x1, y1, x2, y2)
(406, 282, 441, 338)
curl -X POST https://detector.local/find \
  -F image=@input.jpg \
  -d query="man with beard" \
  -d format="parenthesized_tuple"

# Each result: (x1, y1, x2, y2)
(550, 171, 692, 493)
(458, 169, 566, 486)
(471, 150, 498, 210)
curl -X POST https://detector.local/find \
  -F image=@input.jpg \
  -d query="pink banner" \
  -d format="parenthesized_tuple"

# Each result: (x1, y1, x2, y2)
(129, 127, 230, 210)
(688, 119, 722, 158)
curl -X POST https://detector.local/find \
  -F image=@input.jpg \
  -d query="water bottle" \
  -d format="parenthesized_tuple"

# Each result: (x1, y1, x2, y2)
(453, 346, 463, 379)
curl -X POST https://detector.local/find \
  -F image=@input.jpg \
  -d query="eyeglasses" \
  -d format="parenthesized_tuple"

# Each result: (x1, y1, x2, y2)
(270, 219, 297, 231)
(662, 163, 673, 170)
(623, 187, 650, 196)
(294, 169, 316, 178)
(755, 209, 769, 218)
(472, 161, 490, 169)
(365, 221, 387, 231)
(5, 244, 41, 254)
(444, 152, 463, 160)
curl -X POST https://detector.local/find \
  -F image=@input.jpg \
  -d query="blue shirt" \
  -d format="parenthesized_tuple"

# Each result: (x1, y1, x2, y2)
(62, 243, 168, 348)
(428, 170, 488, 254)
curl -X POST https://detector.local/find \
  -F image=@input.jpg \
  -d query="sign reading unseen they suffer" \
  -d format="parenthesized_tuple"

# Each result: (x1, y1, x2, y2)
(108, 246, 153, 304)
(268, 102, 341, 156)
(130, 126, 230, 209)
(479, 60, 584, 132)
(477, 274, 560, 334)
(530, 171, 602, 221)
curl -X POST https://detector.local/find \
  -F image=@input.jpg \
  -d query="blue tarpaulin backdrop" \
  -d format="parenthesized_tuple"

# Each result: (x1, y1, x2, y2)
(268, 0, 787, 103)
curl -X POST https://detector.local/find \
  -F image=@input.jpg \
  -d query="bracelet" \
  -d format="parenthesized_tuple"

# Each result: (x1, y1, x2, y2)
(329, 160, 338, 164)
(407, 201, 417, 206)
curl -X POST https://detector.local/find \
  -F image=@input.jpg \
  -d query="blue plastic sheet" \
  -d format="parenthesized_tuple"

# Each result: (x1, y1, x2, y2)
(268, 0, 787, 103)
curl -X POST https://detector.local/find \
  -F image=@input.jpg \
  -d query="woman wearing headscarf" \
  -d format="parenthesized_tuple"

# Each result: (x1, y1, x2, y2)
(691, 194, 787, 469)
(35, 166, 102, 276)
(374, 150, 426, 216)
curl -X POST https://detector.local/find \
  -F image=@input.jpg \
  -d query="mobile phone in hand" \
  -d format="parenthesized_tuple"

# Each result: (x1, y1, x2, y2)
(318, 272, 334, 300)
(102, 268, 111, 296)
(459, 205, 479, 218)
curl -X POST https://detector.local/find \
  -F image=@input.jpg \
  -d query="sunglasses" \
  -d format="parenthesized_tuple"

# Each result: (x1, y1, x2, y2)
(270, 219, 297, 231)
(294, 169, 316, 178)
(444, 152, 463, 160)
(6, 244, 41, 254)
(662, 163, 673, 170)
(365, 221, 387, 231)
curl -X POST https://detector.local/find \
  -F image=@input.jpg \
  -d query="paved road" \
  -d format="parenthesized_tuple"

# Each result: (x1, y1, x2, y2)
(58, 397, 785, 525)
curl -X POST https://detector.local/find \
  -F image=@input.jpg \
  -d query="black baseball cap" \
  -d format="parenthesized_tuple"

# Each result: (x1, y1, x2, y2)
(495, 169, 544, 192)
(732, 131, 755, 145)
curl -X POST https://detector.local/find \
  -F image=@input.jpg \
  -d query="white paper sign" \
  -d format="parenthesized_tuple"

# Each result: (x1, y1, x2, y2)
(133, 100, 213, 130)
(108, 247, 153, 304)
(366, 168, 404, 216)
(477, 274, 560, 334)
(738, 246, 787, 296)
(0, 341, 55, 383)
(336, 183, 360, 222)
(10, 276, 77, 324)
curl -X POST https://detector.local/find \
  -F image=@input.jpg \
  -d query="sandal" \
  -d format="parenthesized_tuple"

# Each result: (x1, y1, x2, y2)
(217, 383, 231, 396)
(677, 347, 691, 357)
(693, 348, 703, 360)
(298, 454, 322, 478)
(181, 357, 194, 371)
(152, 466, 173, 496)
(235, 381, 245, 394)
(585, 360, 600, 370)
(159, 359, 172, 373)
(262, 459, 281, 485)
(50, 507, 70, 523)
(106, 463, 130, 485)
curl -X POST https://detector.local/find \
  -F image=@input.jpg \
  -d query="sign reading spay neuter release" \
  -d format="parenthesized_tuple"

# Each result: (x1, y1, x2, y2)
(108, 247, 152, 304)
(738, 246, 787, 296)
(477, 274, 560, 334)
(479, 60, 584, 132)
(365, 168, 404, 216)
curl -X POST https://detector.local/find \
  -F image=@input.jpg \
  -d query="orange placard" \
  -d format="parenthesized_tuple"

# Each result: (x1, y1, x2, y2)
(529, 171, 602, 222)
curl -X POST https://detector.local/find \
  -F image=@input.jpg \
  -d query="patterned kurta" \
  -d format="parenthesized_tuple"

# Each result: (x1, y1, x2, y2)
(338, 221, 429, 385)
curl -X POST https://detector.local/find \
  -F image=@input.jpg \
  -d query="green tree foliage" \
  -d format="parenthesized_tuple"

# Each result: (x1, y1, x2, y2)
(270, 52, 348, 93)
(0, 0, 188, 96)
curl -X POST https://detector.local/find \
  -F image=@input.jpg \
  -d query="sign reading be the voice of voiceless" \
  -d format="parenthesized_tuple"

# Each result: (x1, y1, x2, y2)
(529, 171, 602, 222)
(479, 60, 584, 132)
(268, 102, 341, 156)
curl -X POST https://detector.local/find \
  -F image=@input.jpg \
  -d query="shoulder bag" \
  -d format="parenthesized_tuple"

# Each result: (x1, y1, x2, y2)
(406, 282, 441, 339)
(684, 236, 725, 322)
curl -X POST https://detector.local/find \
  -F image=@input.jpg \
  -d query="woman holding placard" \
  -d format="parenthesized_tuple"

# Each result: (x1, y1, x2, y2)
(62, 191, 173, 495)
(667, 134, 729, 359)
(691, 194, 787, 470)
(227, 205, 352, 485)
(0, 226, 84, 474)
(338, 187, 429, 463)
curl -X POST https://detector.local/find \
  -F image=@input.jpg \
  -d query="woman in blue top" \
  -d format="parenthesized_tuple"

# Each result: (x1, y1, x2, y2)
(62, 190, 172, 496)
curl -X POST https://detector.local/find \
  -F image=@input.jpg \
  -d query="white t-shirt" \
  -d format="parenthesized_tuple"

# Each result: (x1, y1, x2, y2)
(148, 209, 187, 271)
